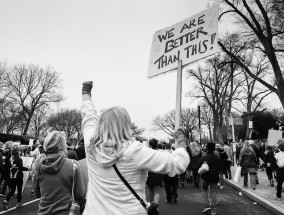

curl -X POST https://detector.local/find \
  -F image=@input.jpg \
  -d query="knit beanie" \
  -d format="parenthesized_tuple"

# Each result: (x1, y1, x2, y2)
(43, 131, 67, 154)
(11, 142, 21, 155)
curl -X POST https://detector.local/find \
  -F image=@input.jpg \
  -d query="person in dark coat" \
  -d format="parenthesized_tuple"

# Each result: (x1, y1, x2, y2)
(189, 142, 202, 188)
(0, 141, 13, 197)
(197, 142, 221, 215)
(66, 140, 78, 160)
(146, 138, 163, 212)
(263, 145, 277, 187)
(75, 139, 86, 160)
(238, 141, 257, 189)
(249, 140, 260, 184)
(216, 143, 228, 189)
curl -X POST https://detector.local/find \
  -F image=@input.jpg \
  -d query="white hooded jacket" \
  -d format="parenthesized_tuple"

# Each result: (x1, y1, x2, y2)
(81, 98, 190, 215)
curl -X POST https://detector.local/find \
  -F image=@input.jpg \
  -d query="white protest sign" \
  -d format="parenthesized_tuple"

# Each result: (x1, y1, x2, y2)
(148, 4, 219, 78)
(20, 157, 33, 193)
(268, 129, 283, 146)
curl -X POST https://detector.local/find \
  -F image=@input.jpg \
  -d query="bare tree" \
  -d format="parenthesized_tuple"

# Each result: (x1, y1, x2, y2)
(47, 109, 82, 139)
(151, 108, 198, 140)
(216, 0, 284, 108)
(186, 55, 241, 142)
(6, 64, 63, 135)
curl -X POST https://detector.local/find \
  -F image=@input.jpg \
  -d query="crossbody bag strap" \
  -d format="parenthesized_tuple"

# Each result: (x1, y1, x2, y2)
(113, 164, 148, 210)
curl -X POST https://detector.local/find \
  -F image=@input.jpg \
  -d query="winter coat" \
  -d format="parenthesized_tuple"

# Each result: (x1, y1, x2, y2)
(3, 148, 12, 180)
(10, 156, 29, 179)
(75, 145, 86, 160)
(81, 98, 190, 215)
(34, 153, 86, 215)
(189, 149, 202, 169)
(263, 151, 277, 170)
(198, 151, 221, 183)
(67, 147, 78, 160)
(216, 148, 228, 172)
(238, 147, 257, 170)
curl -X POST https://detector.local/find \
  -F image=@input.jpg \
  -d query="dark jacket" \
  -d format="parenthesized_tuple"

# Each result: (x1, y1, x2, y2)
(238, 147, 257, 169)
(216, 148, 228, 172)
(67, 147, 78, 160)
(189, 149, 202, 169)
(10, 156, 29, 179)
(75, 145, 86, 160)
(198, 151, 221, 183)
(263, 151, 277, 170)
(3, 148, 12, 180)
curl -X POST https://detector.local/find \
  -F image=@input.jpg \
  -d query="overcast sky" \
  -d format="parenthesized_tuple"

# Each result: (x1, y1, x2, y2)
(0, 0, 281, 139)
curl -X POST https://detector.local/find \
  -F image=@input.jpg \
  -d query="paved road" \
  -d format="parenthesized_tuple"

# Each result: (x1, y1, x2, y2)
(0, 179, 275, 215)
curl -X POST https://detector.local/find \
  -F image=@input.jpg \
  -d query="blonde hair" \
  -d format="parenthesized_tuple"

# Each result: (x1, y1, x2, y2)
(243, 140, 250, 148)
(190, 142, 201, 156)
(94, 106, 132, 152)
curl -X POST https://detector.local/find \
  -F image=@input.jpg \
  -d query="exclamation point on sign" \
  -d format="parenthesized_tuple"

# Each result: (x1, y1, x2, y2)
(210, 33, 216, 50)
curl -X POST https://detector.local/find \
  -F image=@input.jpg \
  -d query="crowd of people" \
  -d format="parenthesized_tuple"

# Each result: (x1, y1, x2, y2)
(0, 81, 283, 215)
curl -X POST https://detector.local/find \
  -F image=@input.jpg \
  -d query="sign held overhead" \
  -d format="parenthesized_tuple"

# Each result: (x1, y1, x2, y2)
(148, 4, 219, 78)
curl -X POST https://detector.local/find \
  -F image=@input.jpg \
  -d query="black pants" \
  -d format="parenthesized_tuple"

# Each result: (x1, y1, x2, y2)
(163, 175, 178, 201)
(276, 181, 283, 198)
(266, 167, 275, 181)
(224, 161, 232, 179)
(6, 178, 23, 203)
(192, 168, 200, 187)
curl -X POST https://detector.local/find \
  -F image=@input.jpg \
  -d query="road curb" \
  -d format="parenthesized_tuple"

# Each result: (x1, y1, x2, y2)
(224, 179, 284, 215)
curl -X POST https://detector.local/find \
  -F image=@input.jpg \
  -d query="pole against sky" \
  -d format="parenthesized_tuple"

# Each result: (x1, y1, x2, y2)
(0, 0, 281, 139)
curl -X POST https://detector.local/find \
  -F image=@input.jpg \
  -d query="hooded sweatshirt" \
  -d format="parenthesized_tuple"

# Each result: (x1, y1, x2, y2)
(81, 98, 190, 215)
(34, 152, 86, 215)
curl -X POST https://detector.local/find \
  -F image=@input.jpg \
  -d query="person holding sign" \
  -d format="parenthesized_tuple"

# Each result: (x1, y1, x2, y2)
(80, 81, 189, 215)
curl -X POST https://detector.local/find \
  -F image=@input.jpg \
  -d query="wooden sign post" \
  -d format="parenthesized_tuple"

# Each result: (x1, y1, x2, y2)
(175, 60, 182, 130)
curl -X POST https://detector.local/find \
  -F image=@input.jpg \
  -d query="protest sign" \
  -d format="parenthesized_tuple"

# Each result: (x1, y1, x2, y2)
(148, 4, 219, 78)
(21, 157, 33, 193)
(268, 129, 283, 146)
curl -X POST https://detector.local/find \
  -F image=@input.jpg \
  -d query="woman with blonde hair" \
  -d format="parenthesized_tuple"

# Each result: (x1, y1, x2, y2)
(80, 81, 190, 215)
(33, 131, 86, 215)
(238, 140, 257, 189)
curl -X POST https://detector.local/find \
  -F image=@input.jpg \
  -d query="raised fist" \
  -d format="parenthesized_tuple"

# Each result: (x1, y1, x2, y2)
(82, 81, 93, 95)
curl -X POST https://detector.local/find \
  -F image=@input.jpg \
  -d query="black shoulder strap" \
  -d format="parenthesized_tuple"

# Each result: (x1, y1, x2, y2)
(113, 164, 147, 210)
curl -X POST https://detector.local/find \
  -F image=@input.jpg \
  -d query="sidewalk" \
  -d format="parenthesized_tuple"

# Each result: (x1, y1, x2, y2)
(225, 165, 284, 215)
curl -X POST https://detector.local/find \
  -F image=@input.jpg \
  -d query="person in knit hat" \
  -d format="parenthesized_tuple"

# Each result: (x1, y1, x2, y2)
(33, 131, 86, 215)
(3, 142, 29, 210)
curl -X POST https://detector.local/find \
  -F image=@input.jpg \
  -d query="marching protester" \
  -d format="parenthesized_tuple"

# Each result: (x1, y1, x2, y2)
(216, 143, 228, 189)
(76, 139, 86, 160)
(33, 131, 86, 215)
(67, 139, 78, 160)
(238, 140, 257, 190)
(223, 141, 233, 180)
(163, 143, 179, 204)
(263, 145, 277, 187)
(197, 141, 221, 215)
(189, 142, 202, 188)
(3, 142, 29, 210)
(80, 81, 189, 215)
(274, 138, 284, 200)
(0, 141, 13, 197)
(146, 138, 163, 211)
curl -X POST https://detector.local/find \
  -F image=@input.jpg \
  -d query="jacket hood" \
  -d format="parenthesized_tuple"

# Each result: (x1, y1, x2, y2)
(38, 151, 66, 174)
(87, 141, 133, 168)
